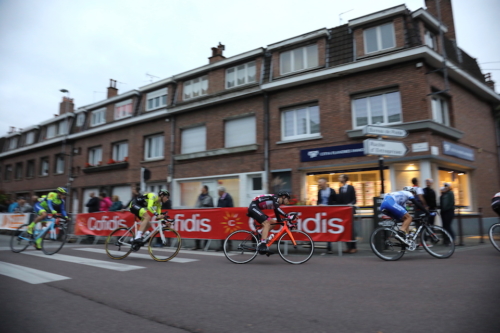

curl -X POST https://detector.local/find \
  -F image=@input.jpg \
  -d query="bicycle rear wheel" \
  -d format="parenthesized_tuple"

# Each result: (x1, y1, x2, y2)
(10, 224, 31, 253)
(223, 230, 258, 264)
(148, 228, 182, 262)
(489, 223, 500, 252)
(105, 227, 134, 260)
(42, 224, 68, 255)
(420, 225, 455, 258)
(277, 230, 314, 264)
(370, 227, 405, 261)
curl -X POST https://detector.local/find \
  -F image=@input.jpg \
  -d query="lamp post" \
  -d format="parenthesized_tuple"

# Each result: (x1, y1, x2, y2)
(60, 89, 74, 216)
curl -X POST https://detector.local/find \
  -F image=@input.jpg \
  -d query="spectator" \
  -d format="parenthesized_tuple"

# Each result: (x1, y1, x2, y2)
(440, 183, 455, 245)
(193, 185, 214, 250)
(317, 177, 337, 254)
(411, 177, 427, 214)
(109, 195, 124, 211)
(216, 186, 234, 251)
(16, 197, 32, 213)
(423, 179, 437, 225)
(85, 192, 100, 213)
(337, 174, 357, 254)
(99, 192, 112, 211)
(125, 185, 141, 209)
(8, 198, 19, 213)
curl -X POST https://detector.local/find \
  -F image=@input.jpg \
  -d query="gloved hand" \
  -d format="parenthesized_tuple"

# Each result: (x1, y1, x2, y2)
(52, 210, 57, 215)
(288, 222, 297, 230)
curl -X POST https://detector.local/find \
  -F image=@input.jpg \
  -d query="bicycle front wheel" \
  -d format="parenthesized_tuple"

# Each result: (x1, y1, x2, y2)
(42, 224, 68, 255)
(370, 227, 405, 261)
(277, 230, 314, 264)
(10, 224, 31, 253)
(420, 225, 455, 258)
(489, 223, 500, 252)
(105, 227, 134, 260)
(148, 228, 182, 262)
(223, 230, 258, 264)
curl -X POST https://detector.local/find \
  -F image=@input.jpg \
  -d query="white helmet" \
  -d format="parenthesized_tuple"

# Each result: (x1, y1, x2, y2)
(403, 186, 416, 193)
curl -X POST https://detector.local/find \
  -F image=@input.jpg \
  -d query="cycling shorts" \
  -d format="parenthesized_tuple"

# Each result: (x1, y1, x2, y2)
(129, 204, 154, 220)
(33, 202, 47, 215)
(380, 195, 407, 221)
(247, 203, 269, 224)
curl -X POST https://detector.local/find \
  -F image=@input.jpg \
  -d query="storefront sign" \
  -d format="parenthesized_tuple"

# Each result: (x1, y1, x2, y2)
(300, 143, 364, 162)
(412, 142, 429, 152)
(442, 141, 474, 161)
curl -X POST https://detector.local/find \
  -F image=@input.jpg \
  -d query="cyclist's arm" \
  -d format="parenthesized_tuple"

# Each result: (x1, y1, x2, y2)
(146, 194, 161, 215)
(274, 205, 288, 222)
(60, 200, 68, 217)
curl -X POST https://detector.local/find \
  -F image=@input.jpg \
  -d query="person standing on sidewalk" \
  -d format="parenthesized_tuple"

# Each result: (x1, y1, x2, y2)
(192, 185, 214, 250)
(423, 179, 437, 225)
(216, 186, 234, 251)
(337, 174, 357, 254)
(317, 177, 337, 254)
(440, 183, 455, 245)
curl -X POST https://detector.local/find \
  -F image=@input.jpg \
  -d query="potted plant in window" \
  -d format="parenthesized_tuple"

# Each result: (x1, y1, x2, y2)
(108, 158, 115, 164)
(85, 162, 92, 168)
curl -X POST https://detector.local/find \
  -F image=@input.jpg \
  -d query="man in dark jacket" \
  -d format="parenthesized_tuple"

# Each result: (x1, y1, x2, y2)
(337, 174, 357, 254)
(440, 183, 455, 245)
(423, 179, 437, 225)
(216, 186, 234, 251)
(85, 192, 100, 213)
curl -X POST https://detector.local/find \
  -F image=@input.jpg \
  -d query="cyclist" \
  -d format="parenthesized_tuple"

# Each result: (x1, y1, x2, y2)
(492, 192, 500, 216)
(247, 191, 291, 254)
(28, 187, 69, 250)
(129, 189, 170, 243)
(380, 186, 430, 242)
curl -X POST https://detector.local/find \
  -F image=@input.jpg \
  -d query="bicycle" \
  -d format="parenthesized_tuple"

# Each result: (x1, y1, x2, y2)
(105, 217, 181, 262)
(222, 212, 314, 265)
(10, 215, 69, 255)
(370, 212, 455, 261)
(488, 221, 500, 252)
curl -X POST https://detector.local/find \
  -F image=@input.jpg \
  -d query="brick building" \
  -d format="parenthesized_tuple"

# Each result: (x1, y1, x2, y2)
(1, 0, 499, 221)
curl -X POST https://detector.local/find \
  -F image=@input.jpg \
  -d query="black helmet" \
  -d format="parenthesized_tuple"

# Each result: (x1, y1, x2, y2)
(158, 189, 170, 197)
(277, 191, 291, 199)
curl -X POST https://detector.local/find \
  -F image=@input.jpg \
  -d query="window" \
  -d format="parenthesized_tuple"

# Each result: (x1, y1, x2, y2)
(91, 108, 106, 127)
(282, 105, 320, 140)
(225, 116, 256, 147)
(8, 137, 18, 150)
(46, 124, 56, 138)
(4, 165, 12, 181)
(40, 157, 49, 176)
(364, 23, 395, 53)
(115, 99, 133, 120)
(226, 61, 256, 88)
(432, 96, 450, 126)
(76, 113, 85, 127)
(88, 147, 102, 166)
(352, 91, 402, 128)
(145, 135, 164, 160)
(183, 76, 208, 100)
(113, 141, 128, 162)
(55, 155, 65, 174)
(25, 132, 35, 145)
(26, 160, 35, 178)
(146, 88, 168, 111)
(58, 120, 67, 136)
(181, 126, 206, 154)
(15, 163, 23, 180)
(424, 30, 437, 50)
(280, 44, 318, 75)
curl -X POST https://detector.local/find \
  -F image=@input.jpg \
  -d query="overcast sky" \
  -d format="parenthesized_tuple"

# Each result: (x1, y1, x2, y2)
(1, 0, 499, 137)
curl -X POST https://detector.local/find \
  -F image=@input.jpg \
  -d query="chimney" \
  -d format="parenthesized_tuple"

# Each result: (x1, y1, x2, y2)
(208, 42, 226, 64)
(484, 73, 496, 91)
(8, 126, 16, 134)
(107, 79, 118, 98)
(59, 97, 75, 115)
(425, 0, 456, 40)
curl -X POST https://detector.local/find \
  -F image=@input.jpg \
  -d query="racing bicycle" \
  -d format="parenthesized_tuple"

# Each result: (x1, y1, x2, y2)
(222, 212, 314, 264)
(10, 215, 69, 255)
(370, 212, 455, 261)
(488, 221, 500, 252)
(105, 217, 181, 262)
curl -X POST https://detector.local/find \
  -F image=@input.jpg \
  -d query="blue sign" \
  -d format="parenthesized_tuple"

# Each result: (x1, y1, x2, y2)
(301, 143, 365, 162)
(442, 141, 474, 161)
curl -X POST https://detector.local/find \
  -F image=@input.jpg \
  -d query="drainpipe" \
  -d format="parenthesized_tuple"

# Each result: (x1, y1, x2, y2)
(264, 92, 270, 192)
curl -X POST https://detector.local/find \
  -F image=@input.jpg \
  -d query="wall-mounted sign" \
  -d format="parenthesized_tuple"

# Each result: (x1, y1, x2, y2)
(362, 125, 408, 138)
(412, 142, 429, 152)
(363, 139, 408, 157)
(442, 141, 474, 161)
(300, 143, 365, 162)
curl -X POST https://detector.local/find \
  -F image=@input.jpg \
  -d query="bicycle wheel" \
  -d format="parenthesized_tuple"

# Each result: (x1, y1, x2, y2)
(10, 224, 31, 253)
(277, 230, 314, 264)
(41, 223, 68, 255)
(105, 227, 134, 260)
(370, 227, 405, 261)
(148, 228, 182, 262)
(489, 223, 500, 252)
(223, 230, 258, 264)
(420, 225, 455, 259)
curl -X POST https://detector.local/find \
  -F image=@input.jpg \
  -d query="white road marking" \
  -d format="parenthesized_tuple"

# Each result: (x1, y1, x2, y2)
(0, 261, 70, 284)
(73, 248, 199, 263)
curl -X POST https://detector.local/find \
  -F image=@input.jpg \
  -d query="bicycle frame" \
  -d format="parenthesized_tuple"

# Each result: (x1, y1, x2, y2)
(19, 217, 66, 242)
(120, 219, 175, 247)
(259, 214, 299, 248)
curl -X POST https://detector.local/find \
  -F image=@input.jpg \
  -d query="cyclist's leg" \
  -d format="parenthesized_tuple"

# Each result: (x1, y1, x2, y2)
(247, 205, 270, 253)
(381, 197, 408, 233)
(135, 209, 152, 240)
(29, 203, 47, 234)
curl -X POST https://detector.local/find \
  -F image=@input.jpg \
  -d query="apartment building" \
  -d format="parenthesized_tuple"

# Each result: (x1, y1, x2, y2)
(1, 0, 499, 218)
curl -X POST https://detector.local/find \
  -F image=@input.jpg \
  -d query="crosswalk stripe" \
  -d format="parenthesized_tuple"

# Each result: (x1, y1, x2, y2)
(0, 261, 70, 284)
(22, 252, 145, 271)
(73, 248, 199, 263)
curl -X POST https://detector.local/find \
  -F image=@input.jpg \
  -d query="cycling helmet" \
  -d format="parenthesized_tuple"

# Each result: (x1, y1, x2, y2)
(57, 187, 68, 194)
(158, 189, 170, 197)
(277, 191, 291, 199)
(403, 186, 416, 194)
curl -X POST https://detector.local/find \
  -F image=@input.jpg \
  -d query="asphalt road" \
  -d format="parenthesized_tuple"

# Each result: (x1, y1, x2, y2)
(1, 235, 499, 333)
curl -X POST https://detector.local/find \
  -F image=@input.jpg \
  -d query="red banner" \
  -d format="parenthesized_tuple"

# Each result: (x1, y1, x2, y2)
(74, 206, 353, 242)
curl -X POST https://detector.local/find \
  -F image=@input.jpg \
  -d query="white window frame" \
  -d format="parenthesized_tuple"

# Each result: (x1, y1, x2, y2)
(281, 105, 320, 141)
(352, 91, 403, 128)
(46, 124, 56, 139)
(114, 99, 133, 120)
(25, 132, 35, 145)
(364, 22, 395, 54)
(183, 76, 208, 100)
(88, 147, 102, 166)
(144, 134, 164, 160)
(225, 116, 256, 148)
(58, 120, 67, 136)
(112, 141, 128, 162)
(76, 113, 85, 127)
(8, 136, 18, 150)
(225, 61, 257, 89)
(432, 95, 450, 126)
(181, 126, 206, 154)
(91, 108, 106, 127)
(424, 30, 437, 50)
(40, 158, 49, 176)
(280, 44, 319, 75)
(55, 155, 65, 174)
(146, 88, 168, 111)
(26, 160, 35, 178)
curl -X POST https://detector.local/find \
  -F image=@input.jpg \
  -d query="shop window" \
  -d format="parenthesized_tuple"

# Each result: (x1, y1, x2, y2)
(146, 88, 168, 111)
(280, 44, 318, 75)
(271, 171, 292, 195)
(431, 96, 450, 126)
(352, 91, 402, 128)
(364, 22, 395, 54)
(225, 116, 256, 148)
(181, 126, 206, 154)
(438, 168, 470, 208)
(226, 61, 256, 88)
(145, 134, 164, 160)
(179, 181, 202, 207)
(282, 105, 320, 141)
